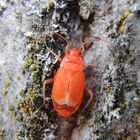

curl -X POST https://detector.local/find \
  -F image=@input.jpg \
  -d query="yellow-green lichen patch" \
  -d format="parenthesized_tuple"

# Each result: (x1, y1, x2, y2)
(23, 58, 34, 69)
(123, 9, 131, 19)
(19, 90, 26, 97)
(119, 26, 125, 33)
(31, 24, 45, 32)
(17, 99, 33, 115)
(0, 130, 5, 139)
(30, 63, 39, 71)
(15, 114, 23, 122)
(103, 83, 115, 93)
(25, 35, 37, 45)
(27, 91, 38, 98)
(16, 130, 25, 140)
(118, 9, 131, 33)
(136, 89, 140, 95)
(34, 84, 40, 89)
(0, 105, 4, 112)
(1, 77, 13, 96)
(7, 75, 12, 81)
(16, 75, 20, 80)
(48, 1, 54, 7)
(2, 90, 8, 96)
(8, 104, 15, 112)
(3, 81, 10, 87)
(8, 104, 17, 117)
(8, 103, 24, 122)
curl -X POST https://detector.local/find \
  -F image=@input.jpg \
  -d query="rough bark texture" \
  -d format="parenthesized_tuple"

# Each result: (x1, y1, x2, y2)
(0, 0, 140, 140)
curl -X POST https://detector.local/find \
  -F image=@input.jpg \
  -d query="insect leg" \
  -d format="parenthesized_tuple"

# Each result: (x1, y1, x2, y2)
(84, 64, 98, 68)
(80, 41, 93, 57)
(82, 87, 94, 112)
(81, 40, 99, 68)
(43, 31, 70, 62)
(44, 31, 69, 45)
(44, 31, 72, 54)
(43, 78, 54, 103)
(33, 78, 54, 116)
(45, 45, 62, 62)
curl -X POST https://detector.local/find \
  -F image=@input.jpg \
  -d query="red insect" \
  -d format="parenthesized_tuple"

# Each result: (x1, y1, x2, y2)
(42, 32, 94, 117)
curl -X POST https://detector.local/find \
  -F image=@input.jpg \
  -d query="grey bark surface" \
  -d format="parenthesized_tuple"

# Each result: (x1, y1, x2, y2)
(0, 0, 140, 140)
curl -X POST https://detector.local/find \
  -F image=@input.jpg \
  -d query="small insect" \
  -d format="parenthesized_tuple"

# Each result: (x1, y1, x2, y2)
(38, 32, 94, 117)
